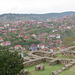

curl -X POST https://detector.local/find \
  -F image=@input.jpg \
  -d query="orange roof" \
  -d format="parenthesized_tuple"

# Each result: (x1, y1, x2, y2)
(24, 36, 29, 39)
(15, 45, 21, 47)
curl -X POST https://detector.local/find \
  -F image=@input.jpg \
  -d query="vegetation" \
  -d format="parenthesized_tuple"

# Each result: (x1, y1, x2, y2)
(55, 54, 75, 59)
(24, 62, 63, 75)
(0, 47, 24, 75)
(62, 37, 75, 47)
(23, 51, 27, 57)
(59, 65, 75, 75)
(0, 11, 75, 22)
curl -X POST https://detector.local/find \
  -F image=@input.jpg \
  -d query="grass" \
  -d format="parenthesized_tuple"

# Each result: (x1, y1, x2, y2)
(24, 62, 63, 75)
(55, 54, 74, 59)
(59, 65, 75, 75)
(72, 49, 75, 51)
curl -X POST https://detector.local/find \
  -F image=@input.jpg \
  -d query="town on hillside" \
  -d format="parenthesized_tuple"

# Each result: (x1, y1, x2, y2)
(0, 15, 75, 57)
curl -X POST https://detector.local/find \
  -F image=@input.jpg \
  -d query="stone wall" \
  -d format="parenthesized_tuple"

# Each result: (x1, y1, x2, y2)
(24, 56, 75, 68)
(23, 51, 53, 68)
(52, 46, 75, 58)
(23, 57, 53, 67)
(23, 57, 45, 67)
(49, 59, 58, 66)
(23, 46, 75, 75)
(32, 51, 52, 57)
(66, 46, 75, 51)
(45, 57, 53, 63)
(61, 51, 75, 58)
(58, 59, 74, 65)
(52, 61, 75, 75)
(61, 46, 75, 51)
(49, 59, 75, 65)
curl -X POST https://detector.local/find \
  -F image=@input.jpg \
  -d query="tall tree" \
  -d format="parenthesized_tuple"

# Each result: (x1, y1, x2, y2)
(0, 47, 24, 75)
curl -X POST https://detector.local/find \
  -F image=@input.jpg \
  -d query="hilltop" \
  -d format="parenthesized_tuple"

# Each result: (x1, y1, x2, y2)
(0, 11, 75, 22)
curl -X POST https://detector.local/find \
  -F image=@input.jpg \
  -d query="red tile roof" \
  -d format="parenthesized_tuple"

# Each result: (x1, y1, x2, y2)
(52, 48, 57, 50)
(15, 45, 21, 47)
(0, 38, 3, 39)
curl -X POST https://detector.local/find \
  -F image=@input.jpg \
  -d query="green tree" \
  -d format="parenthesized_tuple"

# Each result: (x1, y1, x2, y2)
(62, 37, 75, 47)
(23, 51, 27, 57)
(0, 47, 24, 75)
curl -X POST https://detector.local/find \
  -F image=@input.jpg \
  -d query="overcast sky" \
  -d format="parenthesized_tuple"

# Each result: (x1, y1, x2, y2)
(0, 0, 75, 14)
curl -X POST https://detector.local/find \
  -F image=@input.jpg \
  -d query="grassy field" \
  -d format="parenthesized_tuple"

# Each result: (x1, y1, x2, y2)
(24, 62, 63, 75)
(59, 65, 75, 75)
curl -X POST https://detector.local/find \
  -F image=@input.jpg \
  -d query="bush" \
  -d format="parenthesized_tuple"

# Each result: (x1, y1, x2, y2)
(0, 47, 24, 75)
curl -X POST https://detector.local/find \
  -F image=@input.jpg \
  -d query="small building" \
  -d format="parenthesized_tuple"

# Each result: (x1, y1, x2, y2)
(0, 38, 4, 42)
(1, 41, 11, 46)
(24, 36, 29, 40)
(50, 47, 57, 52)
(14, 45, 22, 50)
(37, 44, 45, 49)
(21, 47, 26, 51)
(56, 34, 60, 38)
(30, 44, 37, 51)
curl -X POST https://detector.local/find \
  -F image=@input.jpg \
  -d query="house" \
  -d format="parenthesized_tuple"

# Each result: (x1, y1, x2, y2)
(40, 48, 47, 51)
(56, 40, 62, 47)
(48, 42, 54, 45)
(6, 41, 11, 45)
(37, 44, 45, 49)
(45, 45, 49, 48)
(11, 28, 17, 31)
(63, 27, 67, 30)
(52, 29, 57, 32)
(14, 45, 22, 50)
(0, 26, 4, 29)
(30, 44, 37, 51)
(4, 24, 9, 27)
(37, 25, 40, 27)
(58, 27, 62, 30)
(31, 34, 37, 39)
(37, 21, 44, 24)
(48, 42, 54, 49)
(49, 39, 52, 42)
(56, 40, 62, 44)
(21, 47, 26, 51)
(67, 26, 71, 29)
(1, 41, 11, 46)
(50, 34, 56, 38)
(50, 47, 57, 52)
(38, 32, 48, 38)
(18, 33, 23, 37)
(0, 38, 4, 42)
(0, 29, 2, 32)
(25, 21, 29, 25)
(24, 36, 29, 40)
(13, 30, 17, 33)
(40, 37, 45, 42)
(56, 34, 60, 38)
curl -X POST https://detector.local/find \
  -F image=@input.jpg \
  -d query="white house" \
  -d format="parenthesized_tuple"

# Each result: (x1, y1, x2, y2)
(37, 44, 45, 49)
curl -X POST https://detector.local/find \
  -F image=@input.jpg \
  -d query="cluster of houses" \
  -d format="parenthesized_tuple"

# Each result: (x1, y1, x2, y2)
(0, 15, 75, 54)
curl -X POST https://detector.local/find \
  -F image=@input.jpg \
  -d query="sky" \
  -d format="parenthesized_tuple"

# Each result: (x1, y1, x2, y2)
(0, 0, 75, 14)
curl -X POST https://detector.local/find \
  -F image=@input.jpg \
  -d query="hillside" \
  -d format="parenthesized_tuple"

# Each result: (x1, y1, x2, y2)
(0, 11, 75, 22)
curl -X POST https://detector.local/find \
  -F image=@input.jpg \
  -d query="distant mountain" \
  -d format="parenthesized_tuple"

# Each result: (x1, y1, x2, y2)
(0, 11, 75, 22)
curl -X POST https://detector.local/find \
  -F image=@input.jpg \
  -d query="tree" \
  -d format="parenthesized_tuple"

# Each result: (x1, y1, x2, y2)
(0, 47, 24, 75)
(23, 51, 27, 57)
(62, 37, 75, 47)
